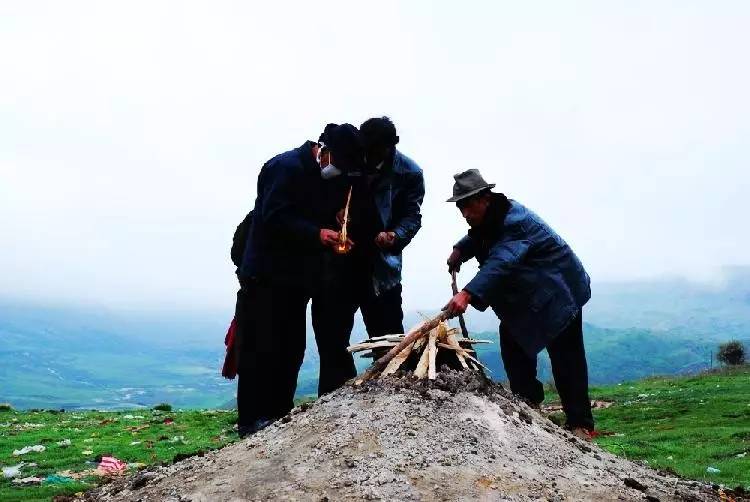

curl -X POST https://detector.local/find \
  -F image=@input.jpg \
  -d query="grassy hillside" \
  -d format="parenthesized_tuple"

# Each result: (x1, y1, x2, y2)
(549, 366, 750, 491)
(0, 407, 238, 502)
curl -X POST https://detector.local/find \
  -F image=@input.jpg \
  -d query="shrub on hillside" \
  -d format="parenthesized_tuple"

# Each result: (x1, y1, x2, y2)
(717, 341, 746, 366)
(0, 403, 13, 412)
(153, 403, 173, 412)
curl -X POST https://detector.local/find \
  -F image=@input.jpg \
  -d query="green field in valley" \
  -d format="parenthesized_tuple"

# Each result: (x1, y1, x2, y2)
(1, 367, 749, 501)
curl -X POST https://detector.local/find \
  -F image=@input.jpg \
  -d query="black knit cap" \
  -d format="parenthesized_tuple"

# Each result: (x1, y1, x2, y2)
(324, 123, 365, 172)
(318, 123, 338, 145)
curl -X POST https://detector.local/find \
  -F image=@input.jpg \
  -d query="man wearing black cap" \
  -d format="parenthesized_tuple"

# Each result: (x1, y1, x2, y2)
(443, 169, 595, 439)
(311, 117, 425, 395)
(235, 125, 357, 437)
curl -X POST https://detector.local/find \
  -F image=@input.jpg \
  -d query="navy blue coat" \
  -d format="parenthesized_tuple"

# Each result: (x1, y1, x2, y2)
(368, 150, 425, 295)
(456, 199, 591, 357)
(240, 142, 327, 290)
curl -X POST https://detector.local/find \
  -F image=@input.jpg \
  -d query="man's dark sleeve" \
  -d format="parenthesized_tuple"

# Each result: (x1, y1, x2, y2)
(259, 162, 321, 249)
(231, 211, 253, 268)
(463, 238, 531, 311)
(453, 234, 477, 263)
(391, 171, 425, 252)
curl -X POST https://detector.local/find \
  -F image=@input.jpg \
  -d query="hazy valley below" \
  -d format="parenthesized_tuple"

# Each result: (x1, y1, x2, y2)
(2, 269, 749, 410)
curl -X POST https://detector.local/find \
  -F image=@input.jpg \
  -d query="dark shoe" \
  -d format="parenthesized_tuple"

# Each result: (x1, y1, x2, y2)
(237, 424, 254, 439)
(519, 397, 542, 410)
(237, 417, 274, 438)
(250, 417, 274, 433)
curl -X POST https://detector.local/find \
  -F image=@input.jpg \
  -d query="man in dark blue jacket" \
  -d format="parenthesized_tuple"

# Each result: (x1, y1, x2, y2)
(443, 169, 594, 437)
(312, 117, 425, 395)
(235, 129, 354, 437)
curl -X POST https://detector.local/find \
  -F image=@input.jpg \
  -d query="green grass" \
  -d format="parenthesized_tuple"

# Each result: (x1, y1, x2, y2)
(0, 407, 238, 501)
(3, 368, 749, 500)
(545, 366, 750, 490)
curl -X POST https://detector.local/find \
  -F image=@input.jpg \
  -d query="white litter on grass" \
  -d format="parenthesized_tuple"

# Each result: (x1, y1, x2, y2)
(737, 452, 747, 458)
(2, 463, 25, 478)
(12, 476, 43, 485)
(130, 441, 142, 446)
(122, 415, 145, 419)
(168, 436, 187, 444)
(666, 456, 674, 460)
(12, 445, 46, 456)
(56, 439, 72, 447)
(706, 467, 721, 474)
(83, 438, 94, 443)
(82, 450, 93, 455)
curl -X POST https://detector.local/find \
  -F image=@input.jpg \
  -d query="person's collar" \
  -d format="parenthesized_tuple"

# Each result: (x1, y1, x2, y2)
(299, 141, 319, 171)
(468, 193, 511, 239)
(372, 149, 397, 175)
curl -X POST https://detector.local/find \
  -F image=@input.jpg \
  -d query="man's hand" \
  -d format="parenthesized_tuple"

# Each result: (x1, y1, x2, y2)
(320, 229, 340, 247)
(447, 247, 462, 273)
(320, 229, 354, 250)
(375, 231, 396, 249)
(443, 290, 472, 317)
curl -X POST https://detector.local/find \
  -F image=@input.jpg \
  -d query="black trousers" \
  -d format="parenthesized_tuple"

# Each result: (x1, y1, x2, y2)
(500, 311, 594, 430)
(312, 270, 404, 396)
(236, 278, 309, 426)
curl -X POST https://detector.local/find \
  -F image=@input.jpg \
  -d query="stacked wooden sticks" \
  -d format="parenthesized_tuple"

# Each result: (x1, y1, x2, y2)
(351, 312, 491, 384)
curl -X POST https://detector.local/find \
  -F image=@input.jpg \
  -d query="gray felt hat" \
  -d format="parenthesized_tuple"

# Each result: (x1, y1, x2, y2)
(446, 169, 496, 202)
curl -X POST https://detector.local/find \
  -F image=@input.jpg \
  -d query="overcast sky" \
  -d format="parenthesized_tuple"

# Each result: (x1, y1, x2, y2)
(1, 1, 749, 313)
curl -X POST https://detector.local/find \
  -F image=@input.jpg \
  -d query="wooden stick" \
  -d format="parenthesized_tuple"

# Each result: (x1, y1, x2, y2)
(366, 334, 406, 342)
(355, 312, 448, 385)
(413, 335, 428, 352)
(427, 327, 438, 380)
(464, 352, 490, 371)
(413, 342, 430, 379)
(382, 342, 415, 376)
(437, 342, 474, 355)
(444, 334, 469, 369)
(347, 341, 398, 353)
(451, 270, 470, 339)
(335, 186, 353, 254)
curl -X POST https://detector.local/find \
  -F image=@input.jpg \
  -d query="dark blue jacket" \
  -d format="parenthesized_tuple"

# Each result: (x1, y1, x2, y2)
(369, 150, 425, 295)
(456, 197, 591, 357)
(240, 142, 326, 290)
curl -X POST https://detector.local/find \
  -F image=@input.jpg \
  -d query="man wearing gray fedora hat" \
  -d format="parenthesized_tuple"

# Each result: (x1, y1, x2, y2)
(443, 169, 595, 437)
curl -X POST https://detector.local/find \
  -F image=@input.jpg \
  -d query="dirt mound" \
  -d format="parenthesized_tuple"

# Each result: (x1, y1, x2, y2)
(87, 371, 732, 501)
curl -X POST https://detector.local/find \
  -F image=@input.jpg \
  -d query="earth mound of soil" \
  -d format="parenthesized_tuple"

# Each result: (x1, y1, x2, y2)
(87, 370, 734, 501)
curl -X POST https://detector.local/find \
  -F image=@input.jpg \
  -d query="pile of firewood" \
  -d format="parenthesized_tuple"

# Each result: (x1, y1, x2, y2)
(351, 313, 491, 384)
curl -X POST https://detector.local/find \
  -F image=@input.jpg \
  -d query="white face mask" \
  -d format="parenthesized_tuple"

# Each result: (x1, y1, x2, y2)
(321, 164, 342, 179)
(317, 143, 342, 179)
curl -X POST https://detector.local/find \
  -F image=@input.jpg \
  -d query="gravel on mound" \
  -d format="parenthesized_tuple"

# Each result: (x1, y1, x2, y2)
(86, 370, 738, 501)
